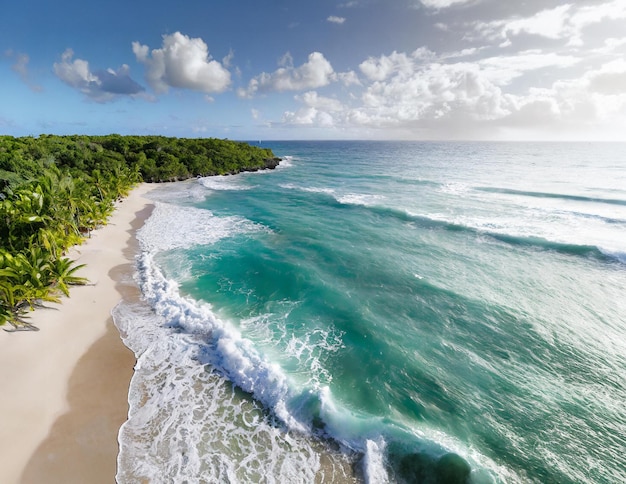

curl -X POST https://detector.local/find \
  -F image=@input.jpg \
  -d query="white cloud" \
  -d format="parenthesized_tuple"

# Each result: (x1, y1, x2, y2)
(357, 61, 511, 124)
(569, 0, 626, 32)
(327, 16, 346, 24)
(296, 91, 344, 112)
(420, 0, 475, 9)
(474, 1, 626, 47)
(54, 49, 98, 88)
(53, 49, 143, 102)
(503, 4, 571, 40)
(238, 52, 336, 98)
(281, 91, 345, 127)
(477, 51, 579, 85)
(499, 60, 626, 138)
(359, 51, 416, 82)
(279, 45, 626, 139)
(282, 107, 335, 127)
(133, 32, 231, 94)
(338, 70, 361, 86)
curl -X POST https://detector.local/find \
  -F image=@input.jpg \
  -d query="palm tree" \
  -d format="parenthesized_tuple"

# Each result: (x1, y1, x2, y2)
(0, 250, 60, 330)
(48, 256, 87, 297)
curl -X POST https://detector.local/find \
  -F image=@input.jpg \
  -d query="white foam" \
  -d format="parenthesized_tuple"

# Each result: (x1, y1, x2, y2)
(336, 193, 385, 207)
(407, 208, 626, 262)
(439, 182, 470, 195)
(280, 183, 336, 195)
(145, 180, 208, 203)
(277, 155, 294, 169)
(137, 201, 264, 253)
(199, 175, 253, 191)
(115, 260, 336, 482)
(364, 439, 389, 484)
(135, 250, 307, 432)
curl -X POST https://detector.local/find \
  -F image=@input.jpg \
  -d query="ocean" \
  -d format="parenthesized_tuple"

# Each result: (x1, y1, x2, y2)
(114, 141, 626, 483)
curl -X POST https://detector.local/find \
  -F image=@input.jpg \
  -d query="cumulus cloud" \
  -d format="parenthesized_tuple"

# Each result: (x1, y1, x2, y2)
(282, 107, 335, 127)
(356, 60, 511, 125)
(338, 70, 361, 86)
(360, 51, 417, 82)
(297, 91, 345, 112)
(327, 16, 346, 24)
(278, 43, 626, 139)
(280, 92, 346, 127)
(238, 52, 336, 98)
(53, 49, 144, 102)
(133, 32, 231, 94)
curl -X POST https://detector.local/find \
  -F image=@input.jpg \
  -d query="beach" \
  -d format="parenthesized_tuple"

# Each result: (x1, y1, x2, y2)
(0, 183, 154, 484)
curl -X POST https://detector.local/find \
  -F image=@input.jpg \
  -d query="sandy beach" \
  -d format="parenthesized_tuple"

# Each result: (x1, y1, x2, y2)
(0, 183, 154, 484)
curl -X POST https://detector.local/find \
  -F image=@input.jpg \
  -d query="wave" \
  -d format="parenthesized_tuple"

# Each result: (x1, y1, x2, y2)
(279, 183, 336, 195)
(199, 175, 254, 191)
(279, 184, 387, 208)
(333, 199, 625, 264)
(335, 193, 386, 207)
(550, 209, 626, 226)
(136, 250, 306, 430)
(276, 184, 625, 264)
(476, 187, 626, 207)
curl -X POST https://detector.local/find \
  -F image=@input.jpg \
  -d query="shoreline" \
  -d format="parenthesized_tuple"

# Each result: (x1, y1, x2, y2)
(0, 183, 154, 483)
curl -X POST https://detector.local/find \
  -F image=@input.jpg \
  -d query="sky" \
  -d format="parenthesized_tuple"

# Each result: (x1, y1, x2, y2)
(2, 0, 626, 141)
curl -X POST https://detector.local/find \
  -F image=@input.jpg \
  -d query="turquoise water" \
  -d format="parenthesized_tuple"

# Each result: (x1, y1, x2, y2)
(116, 141, 626, 483)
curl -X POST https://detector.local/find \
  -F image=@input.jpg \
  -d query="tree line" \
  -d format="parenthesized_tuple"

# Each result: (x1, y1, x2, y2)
(0, 134, 279, 330)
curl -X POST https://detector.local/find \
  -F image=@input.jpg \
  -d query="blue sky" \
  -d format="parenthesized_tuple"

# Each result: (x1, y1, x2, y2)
(2, 0, 626, 140)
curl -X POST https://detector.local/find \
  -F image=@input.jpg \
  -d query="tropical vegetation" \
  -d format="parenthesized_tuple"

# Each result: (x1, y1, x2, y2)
(0, 134, 279, 330)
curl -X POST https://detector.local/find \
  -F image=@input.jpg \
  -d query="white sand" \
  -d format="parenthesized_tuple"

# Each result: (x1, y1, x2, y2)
(0, 183, 154, 484)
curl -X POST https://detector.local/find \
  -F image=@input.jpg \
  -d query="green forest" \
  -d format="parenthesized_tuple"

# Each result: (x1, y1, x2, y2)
(0, 134, 280, 330)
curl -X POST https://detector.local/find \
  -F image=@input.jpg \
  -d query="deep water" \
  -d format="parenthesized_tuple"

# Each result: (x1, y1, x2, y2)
(116, 141, 626, 483)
